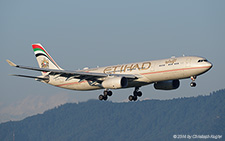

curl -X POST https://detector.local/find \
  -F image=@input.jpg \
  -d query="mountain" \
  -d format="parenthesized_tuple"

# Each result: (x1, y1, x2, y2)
(0, 89, 224, 141)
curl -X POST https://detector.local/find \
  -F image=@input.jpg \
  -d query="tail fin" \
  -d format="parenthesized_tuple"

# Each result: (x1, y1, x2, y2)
(32, 43, 62, 75)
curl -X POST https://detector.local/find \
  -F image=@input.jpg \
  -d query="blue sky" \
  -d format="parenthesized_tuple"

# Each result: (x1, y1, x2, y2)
(1, 0, 225, 122)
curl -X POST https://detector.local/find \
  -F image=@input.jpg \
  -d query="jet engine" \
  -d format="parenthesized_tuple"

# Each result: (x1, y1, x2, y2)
(154, 80, 180, 90)
(102, 77, 128, 89)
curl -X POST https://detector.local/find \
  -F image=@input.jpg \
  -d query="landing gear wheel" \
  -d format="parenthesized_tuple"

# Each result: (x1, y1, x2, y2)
(190, 82, 196, 87)
(104, 90, 113, 96)
(99, 94, 108, 101)
(133, 91, 142, 97)
(99, 95, 104, 101)
(133, 96, 137, 101)
(129, 87, 142, 101)
(103, 90, 108, 96)
(128, 95, 138, 101)
(107, 91, 112, 96)
(190, 76, 197, 87)
(129, 95, 133, 101)
(99, 90, 113, 101)
(103, 95, 108, 100)
(137, 91, 142, 97)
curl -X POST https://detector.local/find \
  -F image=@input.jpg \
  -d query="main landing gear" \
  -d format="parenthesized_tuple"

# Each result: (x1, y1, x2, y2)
(128, 87, 142, 101)
(190, 76, 197, 87)
(99, 87, 143, 101)
(99, 89, 113, 101)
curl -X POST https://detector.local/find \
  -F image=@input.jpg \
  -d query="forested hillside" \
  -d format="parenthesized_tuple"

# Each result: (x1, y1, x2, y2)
(0, 89, 224, 141)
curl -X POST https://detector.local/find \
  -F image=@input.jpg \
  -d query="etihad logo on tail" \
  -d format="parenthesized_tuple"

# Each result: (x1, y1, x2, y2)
(41, 59, 49, 68)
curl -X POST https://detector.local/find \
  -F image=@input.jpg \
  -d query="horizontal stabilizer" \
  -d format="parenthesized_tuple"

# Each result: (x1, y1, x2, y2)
(6, 60, 17, 67)
(9, 74, 49, 81)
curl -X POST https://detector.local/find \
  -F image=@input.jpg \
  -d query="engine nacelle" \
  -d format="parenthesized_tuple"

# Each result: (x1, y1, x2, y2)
(102, 77, 128, 89)
(154, 80, 180, 90)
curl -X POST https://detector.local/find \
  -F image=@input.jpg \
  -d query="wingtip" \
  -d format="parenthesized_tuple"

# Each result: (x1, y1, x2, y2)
(6, 59, 17, 67)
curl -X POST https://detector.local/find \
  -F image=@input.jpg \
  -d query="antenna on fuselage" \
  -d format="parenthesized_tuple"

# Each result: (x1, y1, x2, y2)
(171, 56, 176, 58)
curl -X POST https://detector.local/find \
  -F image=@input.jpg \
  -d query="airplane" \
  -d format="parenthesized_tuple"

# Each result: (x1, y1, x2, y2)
(6, 43, 213, 101)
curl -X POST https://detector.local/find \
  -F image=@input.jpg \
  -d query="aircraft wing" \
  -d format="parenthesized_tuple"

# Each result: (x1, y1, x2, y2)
(6, 60, 138, 81)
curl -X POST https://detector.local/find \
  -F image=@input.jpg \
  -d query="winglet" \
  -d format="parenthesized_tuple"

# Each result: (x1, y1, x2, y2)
(6, 60, 17, 67)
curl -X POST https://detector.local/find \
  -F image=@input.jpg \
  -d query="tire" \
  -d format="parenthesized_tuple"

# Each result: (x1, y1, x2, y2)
(108, 91, 113, 96)
(190, 82, 196, 87)
(99, 95, 104, 101)
(133, 96, 138, 101)
(137, 91, 142, 97)
(128, 95, 133, 101)
(103, 91, 108, 96)
(103, 95, 108, 101)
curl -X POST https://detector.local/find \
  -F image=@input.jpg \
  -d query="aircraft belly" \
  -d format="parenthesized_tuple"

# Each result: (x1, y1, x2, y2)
(69, 82, 100, 91)
(183, 67, 209, 78)
(145, 66, 209, 82)
(49, 79, 101, 91)
(144, 69, 185, 82)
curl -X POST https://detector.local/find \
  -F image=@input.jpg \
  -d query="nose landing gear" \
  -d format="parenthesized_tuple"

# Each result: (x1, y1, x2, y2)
(190, 76, 197, 87)
(128, 87, 142, 101)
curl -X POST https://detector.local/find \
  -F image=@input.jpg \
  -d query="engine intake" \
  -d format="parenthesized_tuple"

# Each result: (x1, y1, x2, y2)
(154, 80, 180, 90)
(102, 77, 128, 89)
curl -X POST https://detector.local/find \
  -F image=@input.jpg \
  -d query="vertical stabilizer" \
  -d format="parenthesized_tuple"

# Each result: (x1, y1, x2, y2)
(32, 43, 62, 75)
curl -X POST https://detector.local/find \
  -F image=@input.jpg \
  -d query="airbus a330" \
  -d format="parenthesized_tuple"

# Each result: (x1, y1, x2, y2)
(7, 43, 213, 101)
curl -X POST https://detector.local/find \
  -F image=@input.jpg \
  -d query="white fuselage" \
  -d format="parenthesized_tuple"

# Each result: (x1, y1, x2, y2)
(47, 56, 212, 90)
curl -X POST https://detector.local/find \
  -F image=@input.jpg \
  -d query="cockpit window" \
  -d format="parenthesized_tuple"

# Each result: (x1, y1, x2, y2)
(198, 59, 208, 63)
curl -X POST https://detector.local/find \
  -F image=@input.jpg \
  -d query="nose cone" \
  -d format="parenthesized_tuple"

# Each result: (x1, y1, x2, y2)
(207, 62, 213, 70)
(203, 61, 213, 74)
